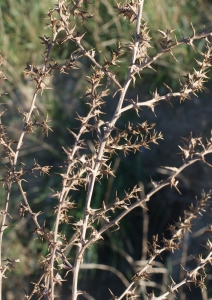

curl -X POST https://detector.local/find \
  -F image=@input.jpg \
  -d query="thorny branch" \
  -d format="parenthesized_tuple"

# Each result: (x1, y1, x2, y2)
(115, 186, 212, 300)
(0, 1, 212, 300)
(72, 2, 145, 299)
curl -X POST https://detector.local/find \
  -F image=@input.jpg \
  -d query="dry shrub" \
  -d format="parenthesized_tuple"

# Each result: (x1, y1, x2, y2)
(0, 1, 212, 300)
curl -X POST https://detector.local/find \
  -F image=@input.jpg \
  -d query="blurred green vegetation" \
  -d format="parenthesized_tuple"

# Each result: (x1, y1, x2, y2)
(0, 0, 212, 299)
(1, 0, 211, 87)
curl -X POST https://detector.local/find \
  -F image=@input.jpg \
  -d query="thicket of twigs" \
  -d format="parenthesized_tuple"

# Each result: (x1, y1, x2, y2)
(1, 0, 212, 299)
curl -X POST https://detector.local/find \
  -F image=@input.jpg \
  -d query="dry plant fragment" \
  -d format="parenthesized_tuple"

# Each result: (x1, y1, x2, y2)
(115, 1, 139, 23)
(0, 1, 212, 300)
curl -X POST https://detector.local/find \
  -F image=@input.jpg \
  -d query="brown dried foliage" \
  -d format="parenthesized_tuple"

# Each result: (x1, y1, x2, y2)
(0, 1, 212, 300)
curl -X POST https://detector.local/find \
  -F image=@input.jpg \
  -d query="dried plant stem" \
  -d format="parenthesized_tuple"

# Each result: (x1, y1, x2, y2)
(17, 181, 41, 230)
(27, 274, 46, 300)
(1, 1, 212, 299)
(13, 92, 37, 166)
(76, 41, 122, 89)
(48, 100, 102, 298)
(67, 145, 211, 299)
(72, 2, 145, 299)
(155, 250, 212, 300)
(13, 33, 56, 167)
(83, 148, 212, 251)
(0, 33, 56, 299)
(0, 185, 11, 300)
(134, 30, 212, 75)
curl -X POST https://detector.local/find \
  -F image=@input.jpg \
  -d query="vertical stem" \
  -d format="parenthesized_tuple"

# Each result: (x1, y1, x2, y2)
(0, 187, 11, 300)
(71, 1, 145, 299)
(0, 31, 56, 299)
